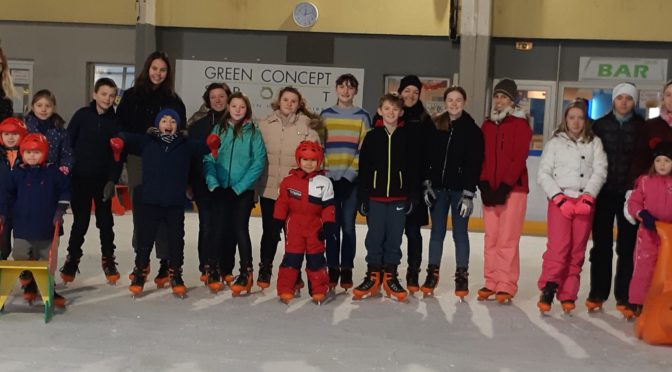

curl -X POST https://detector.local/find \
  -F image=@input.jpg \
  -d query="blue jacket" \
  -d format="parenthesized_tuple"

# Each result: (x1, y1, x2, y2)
(1, 164, 71, 240)
(25, 112, 75, 171)
(121, 132, 210, 207)
(204, 121, 267, 195)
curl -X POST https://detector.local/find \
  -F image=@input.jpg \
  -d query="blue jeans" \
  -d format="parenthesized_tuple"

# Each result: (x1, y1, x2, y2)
(428, 189, 470, 268)
(365, 200, 406, 266)
(326, 184, 358, 269)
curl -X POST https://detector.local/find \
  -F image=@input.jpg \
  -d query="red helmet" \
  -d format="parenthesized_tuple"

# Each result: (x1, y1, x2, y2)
(294, 140, 323, 169)
(0, 117, 29, 146)
(19, 133, 49, 165)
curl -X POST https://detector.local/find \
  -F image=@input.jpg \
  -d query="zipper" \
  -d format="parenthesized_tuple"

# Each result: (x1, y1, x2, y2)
(227, 133, 236, 188)
(440, 127, 453, 184)
(386, 128, 392, 196)
(373, 170, 377, 189)
(399, 171, 403, 189)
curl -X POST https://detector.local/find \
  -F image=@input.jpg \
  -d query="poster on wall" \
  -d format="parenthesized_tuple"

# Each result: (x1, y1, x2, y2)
(176, 59, 365, 120)
(384, 75, 450, 117)
(8, 60, 33, 117)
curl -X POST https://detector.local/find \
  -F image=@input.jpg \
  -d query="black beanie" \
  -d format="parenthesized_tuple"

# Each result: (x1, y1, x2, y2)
(493, 78, 517, 101)
(653, 141, 672, 161)
(398, 75, 422, 94)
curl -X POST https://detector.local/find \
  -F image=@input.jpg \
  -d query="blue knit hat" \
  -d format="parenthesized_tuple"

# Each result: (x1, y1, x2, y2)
(154, 108, 180, 127)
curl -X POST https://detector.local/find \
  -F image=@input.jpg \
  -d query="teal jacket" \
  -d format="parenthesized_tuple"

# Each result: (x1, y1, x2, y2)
(204, 120, 267, 195)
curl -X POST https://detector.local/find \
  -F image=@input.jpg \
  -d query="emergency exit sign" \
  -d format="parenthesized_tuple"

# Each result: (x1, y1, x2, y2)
(579, 57, 667, 82)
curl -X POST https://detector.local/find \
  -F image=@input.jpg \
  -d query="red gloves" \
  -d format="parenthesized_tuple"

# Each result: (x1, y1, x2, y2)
(552, 193, 575, 219)
(574, 194, 595, 216)
(206, 134, 221, 158)
(110, 137, 125, 162)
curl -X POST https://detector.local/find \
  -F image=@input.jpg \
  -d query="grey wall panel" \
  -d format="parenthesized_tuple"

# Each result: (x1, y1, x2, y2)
(157, 27, 460, 114)
(492, 38, 672, 83)
(0, 21, 135, 120)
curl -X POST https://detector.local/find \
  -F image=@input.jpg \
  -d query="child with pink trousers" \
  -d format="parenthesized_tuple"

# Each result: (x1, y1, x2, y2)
(626, 140, 672, 317)
(536, 99, 608, 313)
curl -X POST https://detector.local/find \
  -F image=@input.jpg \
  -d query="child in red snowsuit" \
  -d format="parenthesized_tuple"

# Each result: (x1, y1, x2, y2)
(626, 140, 672, 316)
(274, 141, 336, 304)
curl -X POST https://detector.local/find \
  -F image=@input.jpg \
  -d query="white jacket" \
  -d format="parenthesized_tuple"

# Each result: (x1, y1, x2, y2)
(537, 132, 608, 199)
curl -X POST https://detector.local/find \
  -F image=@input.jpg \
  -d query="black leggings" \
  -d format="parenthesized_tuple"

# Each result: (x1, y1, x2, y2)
(209, 188, 255, 272)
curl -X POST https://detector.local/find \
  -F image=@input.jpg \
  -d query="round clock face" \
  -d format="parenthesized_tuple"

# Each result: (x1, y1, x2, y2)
(293, 2, 318, 28)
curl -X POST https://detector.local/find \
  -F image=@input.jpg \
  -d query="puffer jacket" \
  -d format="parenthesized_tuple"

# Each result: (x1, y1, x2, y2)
(256, 110, 320, 200)
(537, 132, 608, 199)
(204, 120, 267, 195)
(24, 112, 74, 171)
(627, 174, 672, 222)
(480, 109, 532, 193)
(592, 111, 646, 194)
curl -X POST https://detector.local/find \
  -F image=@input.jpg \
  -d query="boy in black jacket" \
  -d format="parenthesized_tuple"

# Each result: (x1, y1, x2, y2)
(60, 78, 122, 284)
(111, 109, 220, 297)
(354, 93, 418, 302)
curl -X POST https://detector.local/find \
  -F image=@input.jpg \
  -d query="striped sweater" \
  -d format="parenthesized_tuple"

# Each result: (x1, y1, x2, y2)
(321, 105, 371, 182)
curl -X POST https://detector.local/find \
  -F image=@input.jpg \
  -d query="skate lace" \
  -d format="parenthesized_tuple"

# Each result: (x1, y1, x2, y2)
(102, 257, 118, 274)
(387, 277, 404, 292)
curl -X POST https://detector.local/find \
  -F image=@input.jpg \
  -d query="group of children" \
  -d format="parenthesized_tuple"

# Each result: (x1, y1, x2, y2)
(0, 64, 670, 317)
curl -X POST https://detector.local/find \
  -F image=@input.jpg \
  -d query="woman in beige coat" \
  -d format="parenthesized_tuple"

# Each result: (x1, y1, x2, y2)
(256, 86, 323, 289)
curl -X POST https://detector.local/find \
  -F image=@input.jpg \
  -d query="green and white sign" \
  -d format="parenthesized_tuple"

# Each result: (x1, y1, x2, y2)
(579, 57, 667, 82)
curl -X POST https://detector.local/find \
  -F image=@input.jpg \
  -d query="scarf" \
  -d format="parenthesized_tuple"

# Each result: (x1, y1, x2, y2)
(148, 126, 178, 144)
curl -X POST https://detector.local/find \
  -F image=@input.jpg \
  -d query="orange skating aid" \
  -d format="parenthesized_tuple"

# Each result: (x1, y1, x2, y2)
(635, 221, 672, 345)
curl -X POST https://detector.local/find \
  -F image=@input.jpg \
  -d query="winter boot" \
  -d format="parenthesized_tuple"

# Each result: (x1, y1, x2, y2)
(352, 266, 382, 300)
(420, 265, 440, 297)
(585, 297, 604, 312)
(328, 267, 340, 290)
(154, 260, 170, 288)
(23, 278, 38, 303)
(101, 255, 120, 284)
(257, 262, 272, 289)
(129, 266, 149, 296)
(340, 268, 353, 290)
(537, 282, 559, 313)
(454, 267, 469, 299)
(206, 265, 223, 293)
(406, 268, 420, 294)
(561, 300, 576, 314)
(383, 266, 408, 301)
(19, 270, 33, 287)
(231, 267, 253, 296)
(53, 291, 66, 309)
(59, 255, 81, 284)
(496, 291, 513, 304)
(477, 287, 495, 301)
(169, 268, 187, 298)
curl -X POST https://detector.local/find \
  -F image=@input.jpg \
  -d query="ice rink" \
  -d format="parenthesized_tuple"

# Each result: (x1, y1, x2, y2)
(0, 213, 670, 371)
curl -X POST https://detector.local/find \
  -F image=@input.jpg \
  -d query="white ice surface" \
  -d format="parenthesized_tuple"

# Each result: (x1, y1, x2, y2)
(0, 213, 670, 372)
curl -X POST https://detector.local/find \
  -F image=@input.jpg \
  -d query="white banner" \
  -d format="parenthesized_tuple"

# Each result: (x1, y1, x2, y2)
(579, 57, 668, 82)
(176, 59, 365, 120)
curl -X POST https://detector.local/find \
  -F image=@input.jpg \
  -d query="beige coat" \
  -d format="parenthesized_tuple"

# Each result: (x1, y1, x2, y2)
(256, 110, 321, 199)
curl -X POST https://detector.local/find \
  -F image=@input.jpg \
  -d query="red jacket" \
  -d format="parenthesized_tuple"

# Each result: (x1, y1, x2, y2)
(480, 112, 532, 193)
(274, 169, 336, 224)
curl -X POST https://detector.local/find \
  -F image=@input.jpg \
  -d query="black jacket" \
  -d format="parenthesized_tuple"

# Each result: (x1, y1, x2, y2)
(358, 121, 418, 202)
(426, 111, 484, 193)
(116, 86, 186, 134)
(592, 111, 647, 194)
(68, 101, 121, 180)
(0, 87, 12, 122)
(187, 110, 225, 200)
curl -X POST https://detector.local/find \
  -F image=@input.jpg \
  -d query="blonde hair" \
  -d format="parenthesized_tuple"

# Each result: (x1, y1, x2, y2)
(0, 47, 17, 98)
(554, 98, 594, 142)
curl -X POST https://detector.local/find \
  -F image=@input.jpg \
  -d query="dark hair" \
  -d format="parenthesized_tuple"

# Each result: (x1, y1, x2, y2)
(222, 92, 254, 137)
(202, 82, 232, 109)
(94, 77, 118, 93)
(134, 51, 175, 96)
(336, 74, 359, 90)
(30, 89, 65, 129)
(378, 93, 403, 109)
(443, 86, 467, 101)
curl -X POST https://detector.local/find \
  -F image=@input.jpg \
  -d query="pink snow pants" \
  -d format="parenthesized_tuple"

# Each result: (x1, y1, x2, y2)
(482, 192, 527, 296)
(629, 227, 659, 305)
(537, 198, 593, 301)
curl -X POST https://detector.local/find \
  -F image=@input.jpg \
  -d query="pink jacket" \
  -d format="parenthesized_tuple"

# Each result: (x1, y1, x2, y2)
(627, 174, 672, 222)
